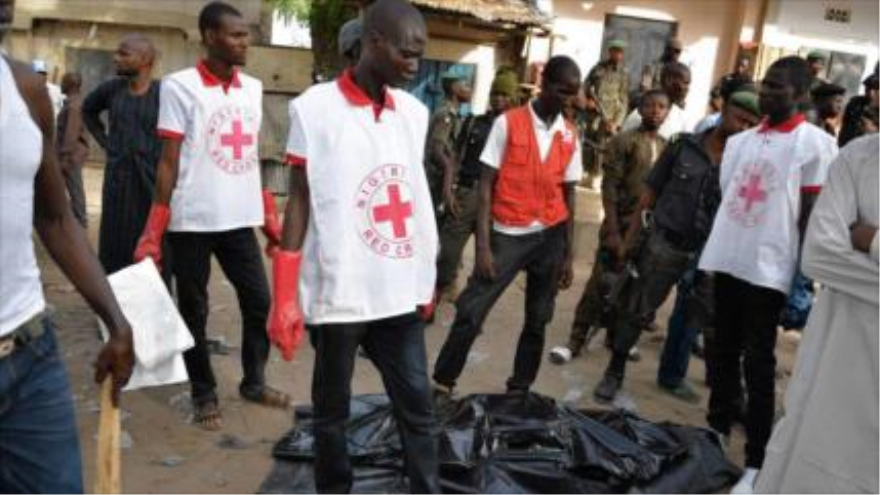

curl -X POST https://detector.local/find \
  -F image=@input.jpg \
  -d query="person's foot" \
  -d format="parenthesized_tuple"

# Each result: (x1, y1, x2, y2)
(730, 468, 759, 494)
(193, 399, 223, 431)
(549, 345, 578, 364)
(627, 346, 641, 362)
(240, 384, 292, 409)
(593, 374, 622, 403)
(432, 383, 455, 412)
(657, 381, 702, 404)
(691, 335, 705, 359)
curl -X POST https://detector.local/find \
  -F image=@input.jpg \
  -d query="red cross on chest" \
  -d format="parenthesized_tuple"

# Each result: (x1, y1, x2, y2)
(738, 173, 767, 212)
(372, 184, 413, 239)
(220, 120, 253, 160)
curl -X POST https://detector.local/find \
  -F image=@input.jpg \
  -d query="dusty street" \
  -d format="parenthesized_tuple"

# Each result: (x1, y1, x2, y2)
(40, 165, 800, 493)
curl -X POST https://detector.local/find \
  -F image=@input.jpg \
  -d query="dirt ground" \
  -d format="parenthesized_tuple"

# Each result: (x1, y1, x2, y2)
(39, 165, 801, 493)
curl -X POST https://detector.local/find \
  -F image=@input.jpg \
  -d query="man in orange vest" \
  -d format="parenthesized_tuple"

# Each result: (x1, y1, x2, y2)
(433, 56, 583, 397)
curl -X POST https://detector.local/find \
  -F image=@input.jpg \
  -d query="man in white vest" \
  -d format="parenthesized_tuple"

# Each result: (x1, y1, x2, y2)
(267, 0, 440, 492)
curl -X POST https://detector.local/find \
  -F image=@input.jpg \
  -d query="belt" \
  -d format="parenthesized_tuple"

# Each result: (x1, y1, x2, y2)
(0, 314, 46, 360)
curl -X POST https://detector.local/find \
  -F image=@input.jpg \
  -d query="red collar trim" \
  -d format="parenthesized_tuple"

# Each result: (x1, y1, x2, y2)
(757, 113, 806, 133)
(196, 60, 242, 90)
(337, 69, 396, 112)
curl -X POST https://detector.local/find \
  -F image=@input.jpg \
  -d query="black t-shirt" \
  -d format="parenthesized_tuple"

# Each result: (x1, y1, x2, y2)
(646, 130, 721, 250)
(455, 112, 497, 187)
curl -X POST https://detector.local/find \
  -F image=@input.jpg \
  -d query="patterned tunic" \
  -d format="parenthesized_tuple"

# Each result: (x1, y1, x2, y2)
(83, 78, 162, 274)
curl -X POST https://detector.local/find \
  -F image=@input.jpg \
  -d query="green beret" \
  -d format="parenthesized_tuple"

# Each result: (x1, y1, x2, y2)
(806, 50, 826, 61)
(490, 69, 519, 98)
(729, 90, 761, 117)
(441, 70, 466, 83)
(608, 39, 627, 50)
(811, 82, 846, 99)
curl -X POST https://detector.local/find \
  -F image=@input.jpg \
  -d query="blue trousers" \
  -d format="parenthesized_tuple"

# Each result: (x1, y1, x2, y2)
(0, 318, 83, 493)
(657, 265, 703, 388)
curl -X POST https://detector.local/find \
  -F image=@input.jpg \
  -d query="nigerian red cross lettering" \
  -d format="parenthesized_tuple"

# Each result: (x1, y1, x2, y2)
(220, 120, 253, 160)
(372, 184, 413, 239)
(738, 173, 767, 212)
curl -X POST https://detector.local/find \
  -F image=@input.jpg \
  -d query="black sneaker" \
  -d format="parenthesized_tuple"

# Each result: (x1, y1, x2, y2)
(593, 374, 622, 403)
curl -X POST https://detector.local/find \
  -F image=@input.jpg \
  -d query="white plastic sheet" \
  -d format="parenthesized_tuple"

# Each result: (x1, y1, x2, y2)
(99, 260, 193, 391)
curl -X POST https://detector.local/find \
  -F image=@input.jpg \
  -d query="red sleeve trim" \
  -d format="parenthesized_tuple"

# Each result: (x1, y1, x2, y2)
(801, 185, 822, 194)
(285, 152, 307, 167)
(157, 128, 185, 140)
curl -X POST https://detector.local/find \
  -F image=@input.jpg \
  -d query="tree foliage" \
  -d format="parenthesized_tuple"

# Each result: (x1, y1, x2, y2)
(268, 0, 356, 79)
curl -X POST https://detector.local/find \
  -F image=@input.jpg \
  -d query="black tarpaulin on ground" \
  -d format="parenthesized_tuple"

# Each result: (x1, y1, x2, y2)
(260, 393, 739, 494)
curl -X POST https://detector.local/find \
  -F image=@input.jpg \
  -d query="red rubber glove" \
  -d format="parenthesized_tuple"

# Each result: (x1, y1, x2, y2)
(261, 189, 282, 258)
(134, 203, 171, 269)
(267, 250, 305, 361)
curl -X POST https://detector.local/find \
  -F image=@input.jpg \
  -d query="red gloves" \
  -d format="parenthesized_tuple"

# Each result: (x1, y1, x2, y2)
(261, 189, 282, 257)
(267, 250, 305, 361)
(134, 203, 171, 269)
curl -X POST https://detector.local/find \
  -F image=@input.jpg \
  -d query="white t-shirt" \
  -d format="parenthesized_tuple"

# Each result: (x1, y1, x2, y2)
(0, 56, 46, 336)
(480, 103, 583, 235)
(157, 62, 263, 232)
(285, 70, 438, 324)
(699, 115, 838, 294)
(621, 103, 693, 139)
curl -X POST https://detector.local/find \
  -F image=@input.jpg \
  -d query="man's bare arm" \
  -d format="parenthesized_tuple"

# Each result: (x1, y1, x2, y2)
(281, 168, 310, 251)
(12, 57, 133, 404)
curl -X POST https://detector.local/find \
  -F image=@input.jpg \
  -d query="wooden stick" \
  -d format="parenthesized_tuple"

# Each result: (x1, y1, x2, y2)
(94, 377, 121, 494)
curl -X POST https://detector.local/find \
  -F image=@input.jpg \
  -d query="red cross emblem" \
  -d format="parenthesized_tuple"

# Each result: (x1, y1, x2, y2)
(220, 120, 253, 160)
(372, 184, 413, 239)
(737, 173, 767, 213)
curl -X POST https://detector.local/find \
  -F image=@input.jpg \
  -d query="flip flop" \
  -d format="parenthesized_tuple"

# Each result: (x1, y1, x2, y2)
(193, 399, 223, 431)
(240, 385, 291, 410)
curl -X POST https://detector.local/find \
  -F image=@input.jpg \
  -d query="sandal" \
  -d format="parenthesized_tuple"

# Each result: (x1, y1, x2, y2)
(193, 399, 223, 431)
(240, 384, 291, 410)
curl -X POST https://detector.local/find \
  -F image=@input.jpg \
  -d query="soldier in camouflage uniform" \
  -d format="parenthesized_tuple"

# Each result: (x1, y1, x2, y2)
(548, 90, 670, 364)
(425, 73, 471, 223)
(582, 39, 630, 188)
(434, 69, 518, 301)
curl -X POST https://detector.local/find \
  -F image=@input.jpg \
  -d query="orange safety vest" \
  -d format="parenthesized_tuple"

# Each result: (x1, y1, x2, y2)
(492, 105, 577, 227)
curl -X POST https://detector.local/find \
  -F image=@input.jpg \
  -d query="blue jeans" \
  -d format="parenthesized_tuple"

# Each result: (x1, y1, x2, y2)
(657, 267, 700, 388)
(779, 270, 813, 330)
(0, 318, 83, 493)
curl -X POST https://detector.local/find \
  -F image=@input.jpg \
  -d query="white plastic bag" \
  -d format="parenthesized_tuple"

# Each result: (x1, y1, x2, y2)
(99, 260, 193, 391)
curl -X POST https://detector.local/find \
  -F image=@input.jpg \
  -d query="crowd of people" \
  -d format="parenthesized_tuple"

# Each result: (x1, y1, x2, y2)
(1, 0, 878, 493)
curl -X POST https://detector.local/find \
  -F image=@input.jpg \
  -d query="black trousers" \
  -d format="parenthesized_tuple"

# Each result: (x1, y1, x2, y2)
(167, 228, 271, 404)
(311, 312, 440, 494)
(707, 273, 785, 469)
(433, 225, 565, 392)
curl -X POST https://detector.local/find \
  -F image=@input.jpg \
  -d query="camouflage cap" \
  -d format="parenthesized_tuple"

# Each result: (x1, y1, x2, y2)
(608, 39, 627, 50)
(729, 90, 761, 117)
(806, 49, 826, 61)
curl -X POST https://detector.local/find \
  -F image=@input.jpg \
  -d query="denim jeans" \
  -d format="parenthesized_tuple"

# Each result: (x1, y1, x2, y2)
(168, 228, 271, 404)
(779, 270, 814, 330)
(0, 318, 83, 493)
(310, 312, 440, 494)
(433, 225, 566, 391)
(657, 266, 701, 388)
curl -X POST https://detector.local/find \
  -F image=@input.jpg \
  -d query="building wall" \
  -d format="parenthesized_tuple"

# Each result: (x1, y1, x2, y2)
(759, 0, 878, 81)
(544, 0, 749, 123)
(425, 36, 498, 113)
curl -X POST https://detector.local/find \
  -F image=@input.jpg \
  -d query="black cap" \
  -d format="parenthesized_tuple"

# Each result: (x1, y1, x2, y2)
(811, 82, 846, 99)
